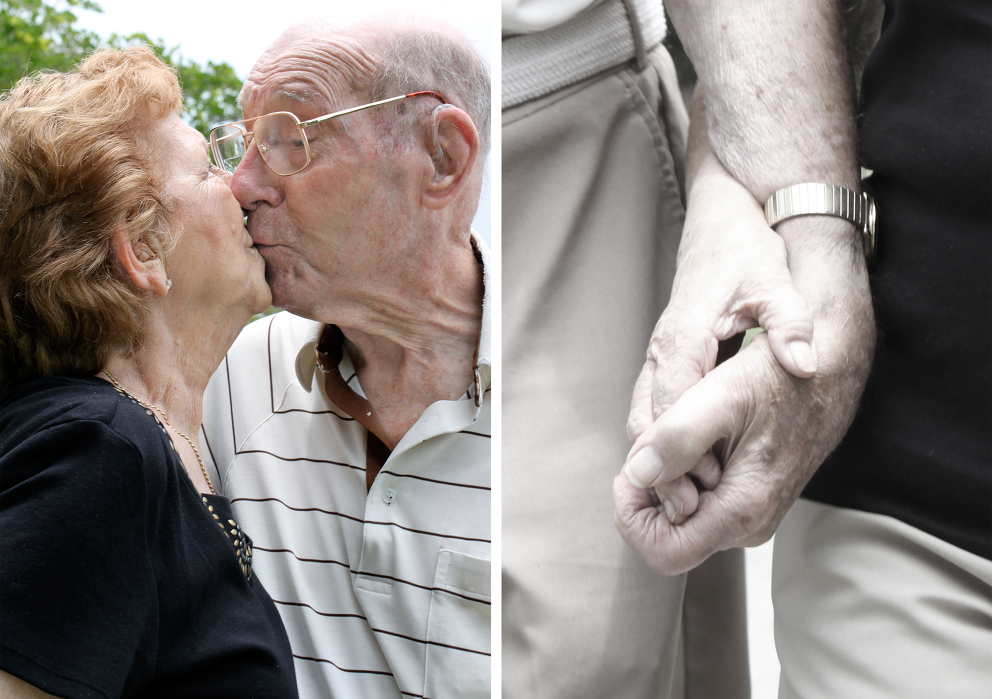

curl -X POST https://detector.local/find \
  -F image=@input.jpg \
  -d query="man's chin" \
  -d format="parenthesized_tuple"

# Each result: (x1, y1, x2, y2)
(261, 262, 316, 317)
(264, 276, 298, 314)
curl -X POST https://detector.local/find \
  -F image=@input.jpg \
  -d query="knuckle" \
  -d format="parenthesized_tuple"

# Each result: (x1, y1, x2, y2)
(647, 323, 679, 361)
(626, 414, 646, 442)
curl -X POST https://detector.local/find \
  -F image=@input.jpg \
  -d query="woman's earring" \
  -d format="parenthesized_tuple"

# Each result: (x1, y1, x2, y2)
(166, 279, 173, 290)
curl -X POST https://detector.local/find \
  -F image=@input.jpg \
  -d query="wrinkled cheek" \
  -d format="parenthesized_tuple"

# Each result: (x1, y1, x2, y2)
(257, 250, 287, 284)
(256, 248, 305, 302)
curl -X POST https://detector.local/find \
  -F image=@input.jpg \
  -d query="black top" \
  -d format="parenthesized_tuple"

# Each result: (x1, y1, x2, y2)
(0, 376, 299, 699)
(806, 1, 992, 559)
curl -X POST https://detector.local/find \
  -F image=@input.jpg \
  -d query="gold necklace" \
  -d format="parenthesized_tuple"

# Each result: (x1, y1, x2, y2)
(102, 370, 216, 495)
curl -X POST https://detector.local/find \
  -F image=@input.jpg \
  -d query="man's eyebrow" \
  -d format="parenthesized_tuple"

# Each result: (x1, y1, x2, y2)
(236, 82, 320, 111)
(280, 90, 314, 103)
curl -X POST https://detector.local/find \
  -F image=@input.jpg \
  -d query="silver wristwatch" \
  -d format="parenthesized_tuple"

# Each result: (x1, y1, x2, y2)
(764, 183, 877, 262)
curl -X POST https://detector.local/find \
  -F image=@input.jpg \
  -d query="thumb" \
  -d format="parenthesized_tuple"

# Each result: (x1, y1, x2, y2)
(751, 274, 818, 379)
(623, 365, 742, 489)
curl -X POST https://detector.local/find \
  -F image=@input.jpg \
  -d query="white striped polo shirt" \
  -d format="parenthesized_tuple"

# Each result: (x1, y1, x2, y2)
(200, 238, 492, 699)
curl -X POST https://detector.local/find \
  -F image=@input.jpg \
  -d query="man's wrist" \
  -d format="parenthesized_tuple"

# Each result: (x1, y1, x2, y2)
(775, 215, 866, 267)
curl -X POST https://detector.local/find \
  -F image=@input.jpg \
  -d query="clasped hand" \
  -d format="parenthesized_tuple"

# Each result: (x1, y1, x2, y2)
(614, 152, 874, 576)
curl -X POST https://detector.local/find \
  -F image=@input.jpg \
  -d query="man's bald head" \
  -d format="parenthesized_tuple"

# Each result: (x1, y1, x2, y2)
(240, 16, 490, 155)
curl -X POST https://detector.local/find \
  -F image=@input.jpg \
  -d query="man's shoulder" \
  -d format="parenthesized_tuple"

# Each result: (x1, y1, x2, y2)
(220, 310, 323, 397)
(202, 312, 323, 477)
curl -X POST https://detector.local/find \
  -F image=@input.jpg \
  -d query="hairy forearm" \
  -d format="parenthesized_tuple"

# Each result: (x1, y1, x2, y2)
(691, 96, 874, 382)
(669, 0, 862, 257)
(686, 86, 868, 289)
(668, 0, 859, 195)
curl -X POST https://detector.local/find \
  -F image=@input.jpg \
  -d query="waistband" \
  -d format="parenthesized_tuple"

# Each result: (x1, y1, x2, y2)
(502, 0, 668, 110)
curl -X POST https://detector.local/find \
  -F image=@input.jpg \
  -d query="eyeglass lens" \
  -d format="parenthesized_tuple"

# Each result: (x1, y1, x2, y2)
(210, 113, 309, 176)
(210, 126, 246, 173)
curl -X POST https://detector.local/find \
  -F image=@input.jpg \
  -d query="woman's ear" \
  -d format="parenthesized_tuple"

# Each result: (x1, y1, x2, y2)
(112, 226, 169, 297)
(422, 105, 480, 210)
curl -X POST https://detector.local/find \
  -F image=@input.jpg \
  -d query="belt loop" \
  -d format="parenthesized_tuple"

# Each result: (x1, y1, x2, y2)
(621, 0, 649, 71)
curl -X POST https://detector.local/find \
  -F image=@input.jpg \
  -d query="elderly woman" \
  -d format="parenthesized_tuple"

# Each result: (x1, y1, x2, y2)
(0, 48, 298, 697)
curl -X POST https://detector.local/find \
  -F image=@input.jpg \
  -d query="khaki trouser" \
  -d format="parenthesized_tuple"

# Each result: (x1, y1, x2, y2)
(774, 499, 992, 699)
(502, 29, 751, 699)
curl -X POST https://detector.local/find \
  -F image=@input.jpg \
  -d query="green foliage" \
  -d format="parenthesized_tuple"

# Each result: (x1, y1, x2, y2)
(174, 59, 242, 136)
(249, 307, 282, 325)
(0, 0, 102, 82)
(107, 31, 242, 135)
(0, 0, 243, 136)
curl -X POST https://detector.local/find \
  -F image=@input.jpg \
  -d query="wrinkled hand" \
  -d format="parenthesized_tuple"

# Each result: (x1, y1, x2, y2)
(622, 151, 820, 526)
(615, 154, 874, 575)
(626, 153, 819, 447)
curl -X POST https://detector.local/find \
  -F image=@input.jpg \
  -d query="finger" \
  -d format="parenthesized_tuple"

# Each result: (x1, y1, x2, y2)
(614, 471, 663, 529)
(626, 359, 656, 442)
(613, 472, 674, 568)
(636, 447, 722, 529)
(687, 449, 723, 490)
(613, 472, 721, 576)
(747, 273, 818, 378)
(651, 474, 700, 525)
(616, 467, 754, 576)
(657, 467, 780, 572)
(623, 366, 742, 489)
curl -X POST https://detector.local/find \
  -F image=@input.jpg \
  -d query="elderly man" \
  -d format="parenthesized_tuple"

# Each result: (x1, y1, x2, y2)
(200, 17, 491, 699)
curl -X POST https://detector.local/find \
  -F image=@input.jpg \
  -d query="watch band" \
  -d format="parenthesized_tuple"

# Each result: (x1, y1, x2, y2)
(764, 183, 877, 261)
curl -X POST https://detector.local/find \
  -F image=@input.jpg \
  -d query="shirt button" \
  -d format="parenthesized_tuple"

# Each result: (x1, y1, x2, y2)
(382, 488, 397, 504)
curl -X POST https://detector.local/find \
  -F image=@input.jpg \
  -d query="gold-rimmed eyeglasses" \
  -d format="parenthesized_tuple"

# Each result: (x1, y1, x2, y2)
(209, 90, 448, 177)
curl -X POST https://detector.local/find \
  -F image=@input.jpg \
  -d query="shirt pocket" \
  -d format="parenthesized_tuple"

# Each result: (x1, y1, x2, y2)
(422, 549, 491, 699)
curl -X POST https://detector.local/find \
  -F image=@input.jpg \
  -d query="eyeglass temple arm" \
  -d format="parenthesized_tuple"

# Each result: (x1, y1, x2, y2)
(298, 91, 447, 128)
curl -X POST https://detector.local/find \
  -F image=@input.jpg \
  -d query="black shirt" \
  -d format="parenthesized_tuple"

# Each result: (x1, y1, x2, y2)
(806, 0, 992, 559)
(0, 376, 299, 698)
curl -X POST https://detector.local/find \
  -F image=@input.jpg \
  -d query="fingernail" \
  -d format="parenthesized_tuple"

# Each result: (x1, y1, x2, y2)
(624, 448, 663, 489)
(788, 340, 818, 374)
(664, 499, 678, 523)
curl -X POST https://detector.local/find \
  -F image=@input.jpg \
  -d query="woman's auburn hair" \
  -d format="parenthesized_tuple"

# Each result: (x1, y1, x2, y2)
(0, 46, 183, 394)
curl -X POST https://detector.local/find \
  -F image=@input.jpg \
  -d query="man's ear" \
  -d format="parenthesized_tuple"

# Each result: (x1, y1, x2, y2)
(112, 225, 170, 297)
(422, 105, 480, 210)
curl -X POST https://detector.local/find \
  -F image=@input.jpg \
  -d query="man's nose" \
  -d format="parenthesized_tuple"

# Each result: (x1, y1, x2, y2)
(230, 141, 280, 210)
